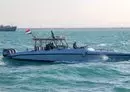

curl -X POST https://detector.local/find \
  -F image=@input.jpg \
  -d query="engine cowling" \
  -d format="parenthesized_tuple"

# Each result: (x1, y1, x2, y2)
(3, 49, 16, 57)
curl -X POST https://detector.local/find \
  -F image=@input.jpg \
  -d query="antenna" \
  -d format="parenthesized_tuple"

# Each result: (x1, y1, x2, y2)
(51, 30, 55, 39)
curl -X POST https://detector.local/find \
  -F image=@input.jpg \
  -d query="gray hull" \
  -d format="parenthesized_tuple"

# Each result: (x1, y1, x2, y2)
(0, 26, 17, 31)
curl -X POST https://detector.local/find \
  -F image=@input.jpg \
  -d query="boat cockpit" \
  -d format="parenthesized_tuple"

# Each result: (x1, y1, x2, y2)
(33, 36, 68, 51)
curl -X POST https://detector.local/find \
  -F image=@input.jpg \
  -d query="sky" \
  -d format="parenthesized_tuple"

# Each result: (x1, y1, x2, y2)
(0, 0, 130, 28)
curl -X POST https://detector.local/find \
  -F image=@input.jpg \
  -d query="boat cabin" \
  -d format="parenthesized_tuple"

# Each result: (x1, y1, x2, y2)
(33, 36, 68, 51)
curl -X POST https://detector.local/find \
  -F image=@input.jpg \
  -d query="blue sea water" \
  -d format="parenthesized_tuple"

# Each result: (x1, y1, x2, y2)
(0, 28, 130, 92)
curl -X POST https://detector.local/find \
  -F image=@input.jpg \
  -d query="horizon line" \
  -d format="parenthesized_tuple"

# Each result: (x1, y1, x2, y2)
(18, 27, 130, 29)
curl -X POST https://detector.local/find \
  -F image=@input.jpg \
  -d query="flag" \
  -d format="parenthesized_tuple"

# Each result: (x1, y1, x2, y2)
(25, 28, 32, 34)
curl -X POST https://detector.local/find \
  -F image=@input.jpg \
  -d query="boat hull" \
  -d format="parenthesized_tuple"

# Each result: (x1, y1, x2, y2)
(4, 48, 130, 63)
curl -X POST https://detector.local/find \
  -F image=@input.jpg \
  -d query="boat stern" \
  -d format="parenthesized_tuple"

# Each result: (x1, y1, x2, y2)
(3, 48, 16, 57)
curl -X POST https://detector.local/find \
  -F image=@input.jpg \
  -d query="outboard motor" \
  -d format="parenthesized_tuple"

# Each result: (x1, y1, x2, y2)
(3, 49, 16, 57)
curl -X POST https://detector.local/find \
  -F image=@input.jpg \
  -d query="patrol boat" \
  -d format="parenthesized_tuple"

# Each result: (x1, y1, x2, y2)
(3, 31, 130, 63)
